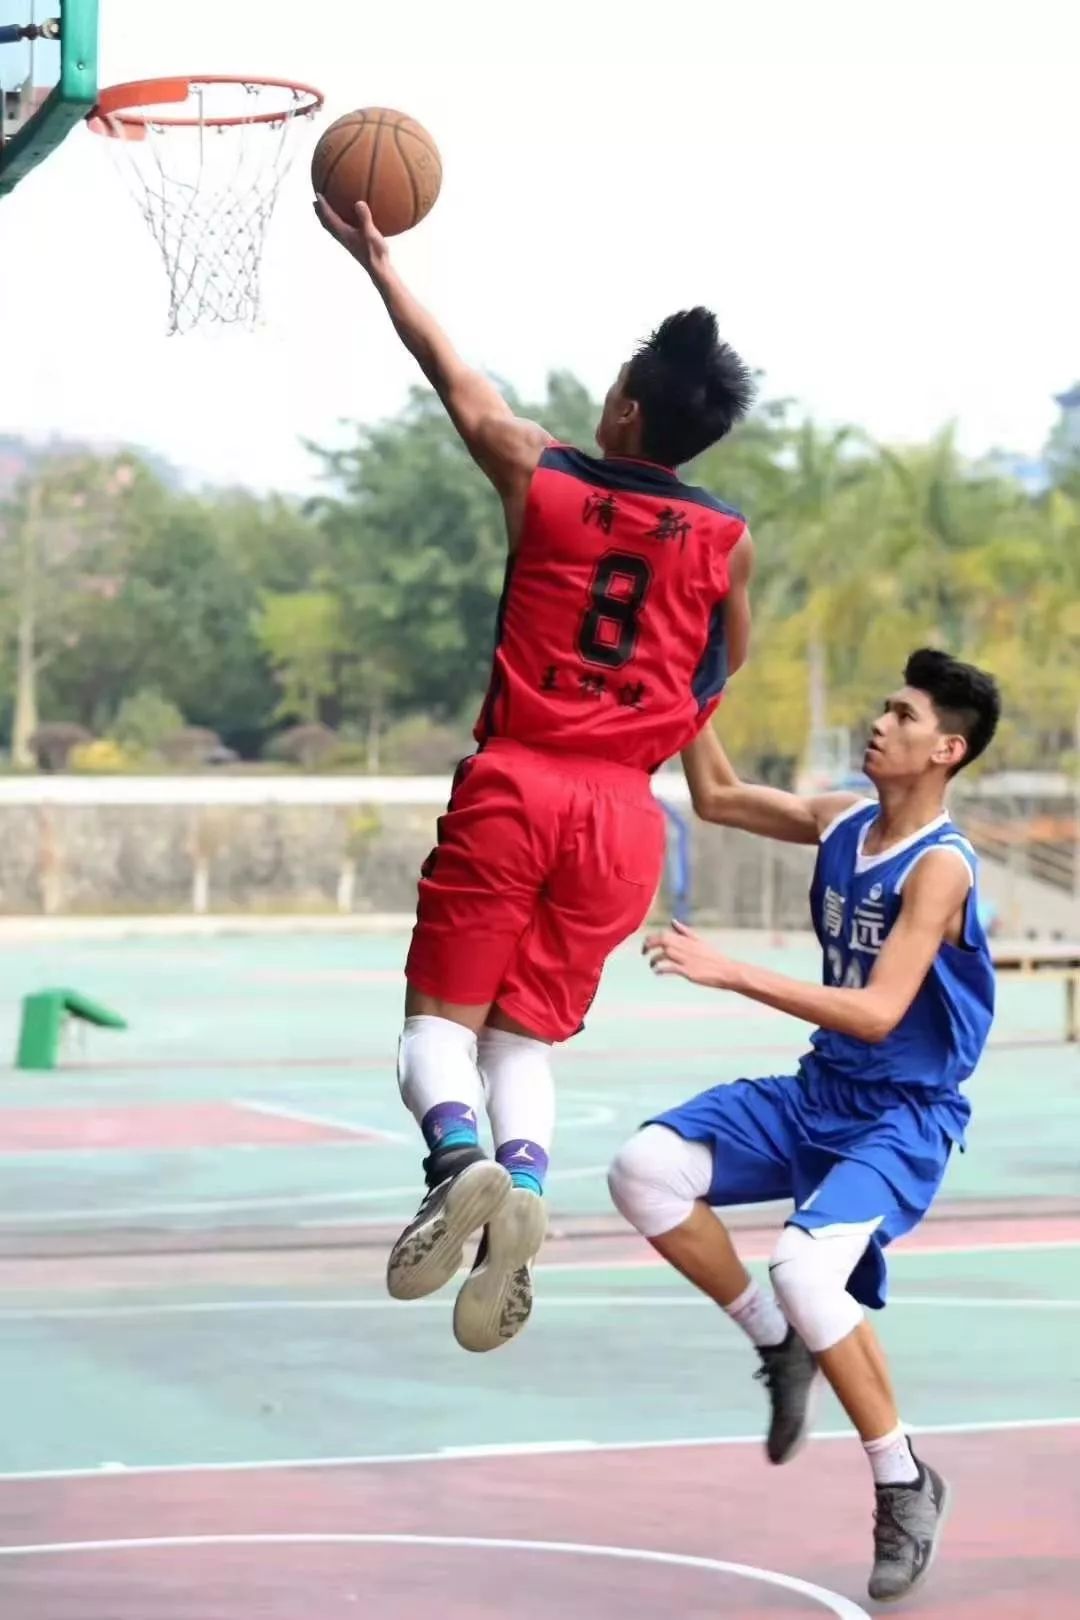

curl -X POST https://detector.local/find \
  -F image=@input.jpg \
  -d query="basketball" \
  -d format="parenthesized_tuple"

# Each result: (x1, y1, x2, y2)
(311, 107, 442, 237)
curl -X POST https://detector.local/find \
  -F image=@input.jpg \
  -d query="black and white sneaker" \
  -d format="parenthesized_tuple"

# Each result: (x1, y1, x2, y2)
(868, 1458, 951, 1604)
(452, 1186, 548, 1352)
(753, 1328, 820, 1464)
(386, 1145, 510, 1302)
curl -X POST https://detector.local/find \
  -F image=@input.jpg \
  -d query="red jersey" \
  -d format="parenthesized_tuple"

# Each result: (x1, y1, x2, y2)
(474, 446, 746, 771)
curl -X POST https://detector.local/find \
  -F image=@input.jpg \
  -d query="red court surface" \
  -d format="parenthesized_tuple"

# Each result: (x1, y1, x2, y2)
(0, 1103, 379, 1153)
(0, 1424, 1076, 1619)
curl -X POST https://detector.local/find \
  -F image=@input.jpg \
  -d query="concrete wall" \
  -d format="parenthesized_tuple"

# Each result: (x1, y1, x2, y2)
(0, 777, 1073, 936)
(0, 802, 439, 916)
(0, 797, 818, 926)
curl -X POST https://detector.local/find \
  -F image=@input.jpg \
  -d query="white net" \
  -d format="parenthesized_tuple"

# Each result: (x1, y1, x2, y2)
(96, 80, 322, 336)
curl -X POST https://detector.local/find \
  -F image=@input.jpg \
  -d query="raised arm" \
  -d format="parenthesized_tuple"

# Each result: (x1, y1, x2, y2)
(681, 723, 862, 845)
(315, 197, 550, 522)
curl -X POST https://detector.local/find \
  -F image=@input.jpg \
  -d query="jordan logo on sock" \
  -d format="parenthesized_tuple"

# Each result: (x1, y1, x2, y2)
(496, 1139, 549, 1191)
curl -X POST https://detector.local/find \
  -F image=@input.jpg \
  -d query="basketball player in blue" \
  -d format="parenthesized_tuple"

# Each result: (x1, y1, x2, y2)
(608, 648, 1000, 1605)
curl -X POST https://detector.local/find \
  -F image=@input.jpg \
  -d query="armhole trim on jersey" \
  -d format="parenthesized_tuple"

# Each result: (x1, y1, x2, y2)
(894, 840, 975, 895)
(719, 518, 749, 558)
(818, 797, 875, 844)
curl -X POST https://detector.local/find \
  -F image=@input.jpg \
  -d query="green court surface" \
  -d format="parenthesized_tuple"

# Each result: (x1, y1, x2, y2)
(0, 930, 1076, 1232)
(0, 927, 1076, 1483)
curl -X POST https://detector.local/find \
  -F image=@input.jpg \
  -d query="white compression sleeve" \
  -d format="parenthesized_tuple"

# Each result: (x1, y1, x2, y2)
(477, 1027, 556, 1153)
(397, 1015, 483, 1136)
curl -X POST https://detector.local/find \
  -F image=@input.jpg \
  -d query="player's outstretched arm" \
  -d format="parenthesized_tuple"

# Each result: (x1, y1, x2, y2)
(644, 851, 970, 1043)
(314, 197, 550, 512)
(681, 724, 861, 845)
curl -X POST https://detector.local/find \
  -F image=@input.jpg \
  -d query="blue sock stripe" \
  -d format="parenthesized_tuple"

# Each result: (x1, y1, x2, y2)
(438, 1128, 479, 1151)
(420, 1102, 479, 1152)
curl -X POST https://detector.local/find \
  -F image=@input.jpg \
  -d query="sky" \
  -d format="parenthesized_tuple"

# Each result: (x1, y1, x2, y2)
(0, 0, 1077, 494)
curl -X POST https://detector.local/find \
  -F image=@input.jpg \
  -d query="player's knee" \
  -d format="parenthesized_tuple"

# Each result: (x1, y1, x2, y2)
(768, 1224, 863, 1353)
(607, 1125, 712, 1239)
(606, 1131, 660, 1233)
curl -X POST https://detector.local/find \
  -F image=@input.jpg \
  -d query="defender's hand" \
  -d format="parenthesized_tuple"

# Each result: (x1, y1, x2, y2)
(643, 919, 738, 989)
(313, 196, 391, 278)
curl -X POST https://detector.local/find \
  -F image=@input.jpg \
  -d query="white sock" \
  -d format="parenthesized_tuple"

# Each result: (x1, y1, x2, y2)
(724, 1278, 789, 1349)
(478, 1027, 555, 1187)
(863, 1423, 919, 1486)
(397, 1016, 483, 1146)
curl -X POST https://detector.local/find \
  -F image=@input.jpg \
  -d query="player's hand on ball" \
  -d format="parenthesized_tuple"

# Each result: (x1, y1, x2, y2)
(644, 919, 735, 989)
(313, 196, 390, 277)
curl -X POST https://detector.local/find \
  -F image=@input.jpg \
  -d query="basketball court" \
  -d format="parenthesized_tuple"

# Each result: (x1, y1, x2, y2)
(0, 925, 1076, 1616)
(1, 5, 1077, 1614)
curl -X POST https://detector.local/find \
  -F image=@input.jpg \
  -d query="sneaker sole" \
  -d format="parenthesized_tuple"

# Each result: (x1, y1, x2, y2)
(869, 1476, 952, 1606)
(453, 1188, 549, 1353)
(386, 1161, 511, 1302)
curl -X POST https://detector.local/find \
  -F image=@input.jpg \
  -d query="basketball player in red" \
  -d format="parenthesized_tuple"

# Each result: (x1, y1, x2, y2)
(316, 195, 755, 1352)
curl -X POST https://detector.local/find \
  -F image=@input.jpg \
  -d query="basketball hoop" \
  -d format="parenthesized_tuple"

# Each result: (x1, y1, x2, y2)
(88, 76, 324, 335)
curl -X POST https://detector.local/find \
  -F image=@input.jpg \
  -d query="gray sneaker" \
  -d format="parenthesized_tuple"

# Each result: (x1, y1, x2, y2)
(868, 1459, 950, 1604)
(386, 1148, 510, 1302)
(754, 1328, 820, 1464)
(453, 1186, 548, 1352)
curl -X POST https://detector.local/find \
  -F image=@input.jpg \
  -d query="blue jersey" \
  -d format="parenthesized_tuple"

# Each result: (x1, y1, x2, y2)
(805, 800, 995, 1139)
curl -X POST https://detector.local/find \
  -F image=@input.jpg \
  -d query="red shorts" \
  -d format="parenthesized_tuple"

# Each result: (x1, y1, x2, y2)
(405, 738, 666, 1041)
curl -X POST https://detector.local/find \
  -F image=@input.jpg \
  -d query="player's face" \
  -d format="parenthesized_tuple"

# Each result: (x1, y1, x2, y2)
(862, 686, 966, 780)
(596, 364, 641, 455)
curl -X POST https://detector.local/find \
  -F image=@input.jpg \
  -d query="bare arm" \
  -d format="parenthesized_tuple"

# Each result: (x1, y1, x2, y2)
(723, 529, 754, 677)
(645, 850, 970, 1043)
(314, 197, 550, 514)
(681, 722, 862, 845)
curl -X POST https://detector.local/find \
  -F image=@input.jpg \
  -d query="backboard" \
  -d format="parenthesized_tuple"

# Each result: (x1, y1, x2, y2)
(0, 1, 97, 196)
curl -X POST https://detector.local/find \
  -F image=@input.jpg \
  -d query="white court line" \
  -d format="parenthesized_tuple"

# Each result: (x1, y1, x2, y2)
(0, 1190, 389, 1223)
(1, 1290, 1077, 1324)
(534, 1236, 1080, 1271)
(0, 1163, 614, 1226)
(0, 1532, 871, 1617)
(886, 1294, 1080, 1309)
(0, 1414, 1075, 1485)
(536, 1238, 1080, 1271)
(550, 1106, 615, 1129)
(241, 1100, 410, 1143)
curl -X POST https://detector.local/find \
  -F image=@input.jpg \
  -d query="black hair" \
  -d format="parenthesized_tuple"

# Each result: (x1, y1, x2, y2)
(904, 648, 1001, 774)
(624, 308, 755, 467)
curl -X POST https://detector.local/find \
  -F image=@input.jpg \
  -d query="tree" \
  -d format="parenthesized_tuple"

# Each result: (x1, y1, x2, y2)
(0, 453, 148, 765)
(2, 375, 1074, 785)
(41, 485, 279, 751)
(255, 591, 347, 724)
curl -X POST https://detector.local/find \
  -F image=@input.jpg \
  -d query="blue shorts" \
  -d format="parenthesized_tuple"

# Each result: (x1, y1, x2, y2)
(647, 1060, 955, 1309)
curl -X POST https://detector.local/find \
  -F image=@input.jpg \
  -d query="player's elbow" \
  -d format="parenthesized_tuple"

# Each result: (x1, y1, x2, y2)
(689, 786, 732, 826)
(726, 645, 748, 680)
(855, 995, 902, 1044)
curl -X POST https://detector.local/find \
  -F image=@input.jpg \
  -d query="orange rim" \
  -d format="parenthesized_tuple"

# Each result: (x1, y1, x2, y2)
(87, 75, 324, 134)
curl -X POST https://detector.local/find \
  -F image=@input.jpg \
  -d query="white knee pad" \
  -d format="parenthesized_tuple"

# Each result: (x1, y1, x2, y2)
(607, 1125, 714, 1238)
(768, 1222, 869, 1353)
